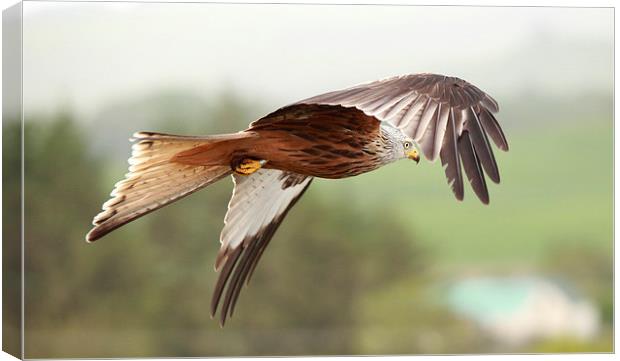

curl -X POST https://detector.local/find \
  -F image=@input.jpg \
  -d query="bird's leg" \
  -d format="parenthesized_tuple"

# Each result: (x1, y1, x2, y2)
(232, 157, 267, 176)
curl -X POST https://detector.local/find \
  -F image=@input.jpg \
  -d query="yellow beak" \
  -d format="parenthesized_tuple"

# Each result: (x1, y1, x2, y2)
(407, 149, 420, 163)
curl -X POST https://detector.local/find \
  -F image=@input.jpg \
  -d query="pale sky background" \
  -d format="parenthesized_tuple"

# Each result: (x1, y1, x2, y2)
(21, 2, 613, 119)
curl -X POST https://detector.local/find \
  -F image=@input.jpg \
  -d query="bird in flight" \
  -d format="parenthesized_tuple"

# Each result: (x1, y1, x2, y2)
(86, 73, 508, 326)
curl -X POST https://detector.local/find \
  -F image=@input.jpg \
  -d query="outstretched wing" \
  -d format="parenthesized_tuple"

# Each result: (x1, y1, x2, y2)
(212, 169, 312, 326)
(294, 73, 508, 203)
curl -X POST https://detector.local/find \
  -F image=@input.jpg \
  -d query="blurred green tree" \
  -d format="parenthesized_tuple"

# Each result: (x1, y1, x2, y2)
(3, 119, 22, 355)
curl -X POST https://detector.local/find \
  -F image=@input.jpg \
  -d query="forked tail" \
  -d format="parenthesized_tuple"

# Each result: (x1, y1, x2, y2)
(86, 131, 248, 242)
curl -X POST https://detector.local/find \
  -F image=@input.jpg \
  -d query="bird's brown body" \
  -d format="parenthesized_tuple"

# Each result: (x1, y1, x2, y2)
(174, 104, 388, 179)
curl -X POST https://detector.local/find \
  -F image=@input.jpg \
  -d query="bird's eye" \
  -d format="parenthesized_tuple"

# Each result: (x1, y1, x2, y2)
(404, 141, 411, 149)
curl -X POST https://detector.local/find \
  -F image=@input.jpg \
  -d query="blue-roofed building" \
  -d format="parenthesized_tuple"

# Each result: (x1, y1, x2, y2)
(445, 276, 600, 346)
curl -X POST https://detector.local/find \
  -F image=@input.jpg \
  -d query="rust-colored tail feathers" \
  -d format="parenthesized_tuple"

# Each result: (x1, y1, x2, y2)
(86, 132, 242, 242)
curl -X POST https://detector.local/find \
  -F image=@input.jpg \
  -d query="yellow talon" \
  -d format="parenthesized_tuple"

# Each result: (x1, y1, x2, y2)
(234, 158, 266, 175)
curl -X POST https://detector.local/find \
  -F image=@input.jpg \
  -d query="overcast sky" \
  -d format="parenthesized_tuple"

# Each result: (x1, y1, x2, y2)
(22, 2, 613, 117)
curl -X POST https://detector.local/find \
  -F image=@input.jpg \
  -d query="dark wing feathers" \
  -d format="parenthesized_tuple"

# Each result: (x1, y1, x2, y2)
(294, 73, 507, 203)
(479, 107, 509, 151)
(458, 132, 489, 204)
(482, 94, 500, 113)
(211, 170, 312, 326)
(464, 107, 500, 183)
(440, 109, 464, 200)
(210, 246, 242, 320)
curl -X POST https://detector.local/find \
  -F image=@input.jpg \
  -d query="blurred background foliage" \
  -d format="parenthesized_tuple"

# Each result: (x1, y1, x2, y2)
(5, 85, 612, 357)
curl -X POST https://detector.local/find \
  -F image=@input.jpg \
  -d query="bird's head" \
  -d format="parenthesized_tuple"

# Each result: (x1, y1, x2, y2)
(403, 140, 420, 163)
(379, 121, 420, 164)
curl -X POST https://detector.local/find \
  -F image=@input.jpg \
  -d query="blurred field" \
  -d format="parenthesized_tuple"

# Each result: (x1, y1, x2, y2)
(5, 88, 612, 357)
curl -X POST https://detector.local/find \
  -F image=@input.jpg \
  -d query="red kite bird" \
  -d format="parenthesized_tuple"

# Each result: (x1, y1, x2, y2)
(87, 73, 508, 326)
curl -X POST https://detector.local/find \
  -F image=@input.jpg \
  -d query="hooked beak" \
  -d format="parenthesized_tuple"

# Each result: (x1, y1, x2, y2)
(407, 149, 420, 163)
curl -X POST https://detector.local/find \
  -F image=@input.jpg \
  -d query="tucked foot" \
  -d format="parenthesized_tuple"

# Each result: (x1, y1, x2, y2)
(233, 158, 267, 176)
